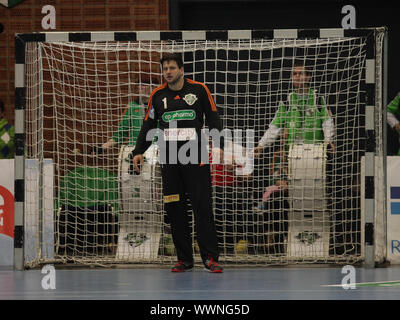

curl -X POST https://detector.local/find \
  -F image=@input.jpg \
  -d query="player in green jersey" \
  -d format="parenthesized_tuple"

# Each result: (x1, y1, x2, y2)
(253, 61, 335, 253)
(254, 61, 335, 157)
(91, 83, 154, 154)
(386, 92, 400, 155)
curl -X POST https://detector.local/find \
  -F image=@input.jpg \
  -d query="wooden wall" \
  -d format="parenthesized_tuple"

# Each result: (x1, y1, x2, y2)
(0, 0, 169, 124)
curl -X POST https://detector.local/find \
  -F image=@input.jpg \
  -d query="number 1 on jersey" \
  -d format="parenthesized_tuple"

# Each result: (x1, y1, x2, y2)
(162, 97, 167, 109)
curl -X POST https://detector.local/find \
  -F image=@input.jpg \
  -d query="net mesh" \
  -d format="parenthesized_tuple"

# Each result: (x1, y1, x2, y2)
(22, 32, 385, 267)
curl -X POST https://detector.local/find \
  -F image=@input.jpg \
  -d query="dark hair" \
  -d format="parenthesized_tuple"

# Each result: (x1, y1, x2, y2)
(160, 53, 184, 69)
(293, 59, 312, 76)
(0, 99, 4, 114)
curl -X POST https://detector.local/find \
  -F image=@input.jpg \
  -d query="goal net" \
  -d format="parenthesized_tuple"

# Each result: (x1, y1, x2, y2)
(17, 28, 386, 268)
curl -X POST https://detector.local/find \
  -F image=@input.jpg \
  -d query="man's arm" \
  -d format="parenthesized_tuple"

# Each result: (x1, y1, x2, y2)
(130, 117, 158, 173)
(130, 96, 158, 172)
(257, 124, 282, 149)
(131, 115, 157, 157)
(318, 96, 335, 150)
(254, 104, 285, 157)
(90, 105, 131, 154)
(101, 138, 116, 149)
(112, 102, 144, 145)
(200, 83, 224, 151)
(111, 104, 131, 146)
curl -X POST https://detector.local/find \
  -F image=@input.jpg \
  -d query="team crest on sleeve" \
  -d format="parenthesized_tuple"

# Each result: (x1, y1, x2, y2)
(183, 94, 198, 106)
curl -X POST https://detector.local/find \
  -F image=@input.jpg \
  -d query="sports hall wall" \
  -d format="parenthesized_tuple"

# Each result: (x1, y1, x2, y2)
(0, 0, 169, 127)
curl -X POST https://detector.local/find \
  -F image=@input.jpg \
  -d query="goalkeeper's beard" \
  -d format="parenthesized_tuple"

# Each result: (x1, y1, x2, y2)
(168, 74, 183, 87)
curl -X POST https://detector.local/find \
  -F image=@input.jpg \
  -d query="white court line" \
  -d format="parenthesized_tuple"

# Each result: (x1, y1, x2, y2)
(322, 280, 400, 287)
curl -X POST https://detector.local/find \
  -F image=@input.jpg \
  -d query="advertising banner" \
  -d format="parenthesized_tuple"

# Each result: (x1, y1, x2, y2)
(387, 157, 400, 264)
(0, 159, 14, 266)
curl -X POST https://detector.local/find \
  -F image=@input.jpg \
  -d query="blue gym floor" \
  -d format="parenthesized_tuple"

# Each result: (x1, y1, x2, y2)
(1, 265, 400, 300)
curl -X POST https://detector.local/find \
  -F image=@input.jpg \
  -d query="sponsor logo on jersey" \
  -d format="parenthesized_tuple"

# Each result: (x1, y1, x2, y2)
(162, 109, 196, 122)
(183, 93, 198, 106)
(163, 128, 197, 141)
(0, 0, 25, 8)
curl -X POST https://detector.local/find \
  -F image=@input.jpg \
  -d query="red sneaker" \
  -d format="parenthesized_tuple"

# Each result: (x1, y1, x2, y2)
(204, 257, 223, 273)
(171, 261, 194, 272)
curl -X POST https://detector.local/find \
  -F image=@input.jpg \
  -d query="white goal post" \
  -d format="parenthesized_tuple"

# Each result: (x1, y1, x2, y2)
(14, 28, 387, 269)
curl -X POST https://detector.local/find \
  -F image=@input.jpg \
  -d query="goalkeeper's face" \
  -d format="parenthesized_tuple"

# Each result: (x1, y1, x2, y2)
(292, 66, 311, 90)
(162, 60, 184, 86)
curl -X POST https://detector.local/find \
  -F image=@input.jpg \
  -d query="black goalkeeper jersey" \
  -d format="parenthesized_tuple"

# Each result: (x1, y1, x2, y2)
(132, 78, 224, 161)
